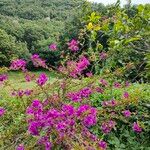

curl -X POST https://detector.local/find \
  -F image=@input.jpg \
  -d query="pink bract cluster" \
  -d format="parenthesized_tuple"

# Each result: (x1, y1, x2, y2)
(101, 120, 116, 134)
(67, 87, 92, 102)
(59, 56, 90, 78)
(95, 87, 104, 93)
(99, 79, 108, 87)
(12, 89, 33, 97)
(86, 72, 93, 77)
(122, 110, 131, 117)
(36, 73, 48, 86)
(0, 74, 8, 83)
(67, 39, 79, 52)
(25, 73, 35, 82)
(49, 43, 57, 51)
(132, 122, 142, 133)
(113, 82, 121, 88)
(123, 92, 129, 99)
(10, 59, 26, 70)
(102, 99, 117, 107)
(26, 100, 99, 149)
(69, 56, 90, 77)
(31, 54, 46, 68)
(77, 56, 90, 71)
(0, 107, 5, 117)
(16, 144, 24, 150)
(98, 140, 107, 150)
(125, 81, 130, 87)
(100, 52, 107, 60)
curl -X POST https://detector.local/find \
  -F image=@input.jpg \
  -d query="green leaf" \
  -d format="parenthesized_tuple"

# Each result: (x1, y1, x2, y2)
(124, 37, 141, 45)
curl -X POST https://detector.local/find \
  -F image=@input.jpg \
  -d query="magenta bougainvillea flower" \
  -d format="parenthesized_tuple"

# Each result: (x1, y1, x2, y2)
(99, 79, 108, 86)
(25, 74, 32, 82)
(0, 107, 5, 117)
(98, 140, 107, 149)
(67, 92, 82, 102)
(12, 89, 33, 97)
(24, 89, 33, 96)
(80, 87, 92, 98)
(113, 82, 121, 88)
(101, 120, 116, 134)
(83, 114, 97, 127)
(95, 87, 104, 93)
(44, 142, 52, 150)
(36, 73, 48, 86)
(62, 104, 75, 116)
(38, 136, 52, 150)
(26, 101, 97, 148)
(132, 122, 142, 133)
(67, 39, 79, 52)
(102, 99, 117, 107)
(59, 56, 90, 78)
(125, 81, 130, 87)
(86, 72, 93, 77)
(122, 110, 131, 117)
(25, 73, 35, 82)
(67, 87, 92, 102)
(27, 99, 43, 114)
(31, 54, 46, 68)
(100, 52, 107, 60)
(77, 56, 90, 71)
(10, 59, 26, 70)
(0, 74, 8, 83)
(49, 43, 57, 51)
(18, 90, 24, 97)
(16, 144, 24, 150)
(123, 92, 129, 99)
(67, 61, 79, 78)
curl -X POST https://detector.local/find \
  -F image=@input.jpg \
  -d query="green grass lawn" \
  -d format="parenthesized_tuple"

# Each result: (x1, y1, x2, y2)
(0, 70, 58, 100)
(7, 70, 57, 87)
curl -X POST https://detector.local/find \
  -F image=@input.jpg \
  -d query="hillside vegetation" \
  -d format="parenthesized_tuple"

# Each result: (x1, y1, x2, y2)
(0, 0, 85, 66)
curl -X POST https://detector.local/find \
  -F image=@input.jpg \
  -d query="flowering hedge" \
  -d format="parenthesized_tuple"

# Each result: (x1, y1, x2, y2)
(0, 45, 150, 150)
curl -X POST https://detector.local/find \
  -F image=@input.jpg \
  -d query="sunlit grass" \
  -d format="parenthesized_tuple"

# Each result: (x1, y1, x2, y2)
(0, 70, 58, 99)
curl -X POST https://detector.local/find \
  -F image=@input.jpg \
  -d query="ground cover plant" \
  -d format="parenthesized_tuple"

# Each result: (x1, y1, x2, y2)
(0, 1, 150, 150)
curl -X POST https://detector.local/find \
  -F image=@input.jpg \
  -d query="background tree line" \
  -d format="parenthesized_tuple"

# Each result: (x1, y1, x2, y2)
(0, 0, 88, 66)
(0, 0, 149, 81)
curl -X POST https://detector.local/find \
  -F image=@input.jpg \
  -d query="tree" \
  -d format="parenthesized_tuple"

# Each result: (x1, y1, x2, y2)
(0, 29, 29, 66)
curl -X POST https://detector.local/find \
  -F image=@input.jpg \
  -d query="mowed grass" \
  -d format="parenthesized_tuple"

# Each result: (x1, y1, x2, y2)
(0, 70, 58, 99)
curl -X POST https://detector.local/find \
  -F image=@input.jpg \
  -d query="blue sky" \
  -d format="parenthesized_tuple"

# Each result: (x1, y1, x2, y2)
(88, 0, 150, 5)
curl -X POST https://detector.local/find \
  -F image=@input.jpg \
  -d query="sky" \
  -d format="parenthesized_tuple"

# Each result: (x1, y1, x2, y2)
(88, 0, 150, 6)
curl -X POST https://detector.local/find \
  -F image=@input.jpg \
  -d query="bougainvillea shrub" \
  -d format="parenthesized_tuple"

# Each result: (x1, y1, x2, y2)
(59, 4, 150, 81)
(0, 50, 150, 149)
(0, 3, 150, 149)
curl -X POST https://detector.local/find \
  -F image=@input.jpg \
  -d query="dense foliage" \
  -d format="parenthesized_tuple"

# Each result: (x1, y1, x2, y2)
(0, 0, 85, 66)
(0, 29, 29, 66)
(1, 1, 149, 81)
(60, 2, 150, 81)
(0, 1, 150, 149)
(0, 49, 150, 150)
